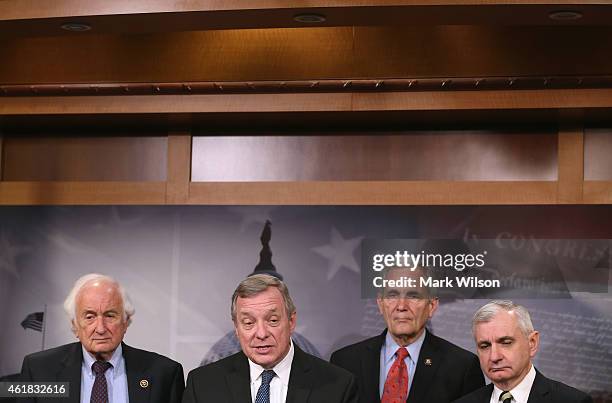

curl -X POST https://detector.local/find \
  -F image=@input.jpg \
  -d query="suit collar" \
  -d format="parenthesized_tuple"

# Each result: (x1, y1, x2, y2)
(227, 351, 252, 403)
(58, 343, 82, 403)
(122, 343, 152, 403)
(286, 343, 313, 403)
(362, 330, 386, 403)
(526, 370, 551, 403)
(406, 329, 441, 403)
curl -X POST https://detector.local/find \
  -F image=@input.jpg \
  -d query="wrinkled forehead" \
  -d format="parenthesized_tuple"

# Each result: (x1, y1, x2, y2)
(475, 311, 521, 338)
(380, 267, 431, 298)
(236, 288, 285, 315)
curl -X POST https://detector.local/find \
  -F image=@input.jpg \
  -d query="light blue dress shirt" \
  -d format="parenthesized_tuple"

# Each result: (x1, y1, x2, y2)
(81, 344, 129, 403)
(379, 329, 426, 398)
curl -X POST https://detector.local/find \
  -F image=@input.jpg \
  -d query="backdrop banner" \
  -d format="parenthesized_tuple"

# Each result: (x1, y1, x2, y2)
(1, 205, 610, 398)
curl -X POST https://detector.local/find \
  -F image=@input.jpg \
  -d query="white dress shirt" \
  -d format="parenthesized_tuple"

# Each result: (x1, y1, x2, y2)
(490, 364, 536, 403)
(249, 340, 294, 403)
(379, 329, 426, 398)
(81, 344, 129, 403)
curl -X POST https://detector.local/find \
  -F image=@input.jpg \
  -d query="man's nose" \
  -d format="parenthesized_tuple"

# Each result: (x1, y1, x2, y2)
(94, 316, 107, 333)
(490, 344, 503, 362)
(254, 322, 269, 339)
(396, 297, 409, 310)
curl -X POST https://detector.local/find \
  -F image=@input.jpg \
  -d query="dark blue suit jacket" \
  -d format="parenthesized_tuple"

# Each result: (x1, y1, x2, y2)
(183, 343, 357, 403)
(330, 329, 485, 403)
(19, 342, 184, 403)
(452, 370, 593, 403)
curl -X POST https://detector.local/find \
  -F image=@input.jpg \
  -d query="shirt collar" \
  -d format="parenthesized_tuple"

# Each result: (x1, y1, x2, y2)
(248, 339, 294, 386)
(383, 328, 426, 366)
(81, 343, 123, 377)
(492, 364, 536, 403)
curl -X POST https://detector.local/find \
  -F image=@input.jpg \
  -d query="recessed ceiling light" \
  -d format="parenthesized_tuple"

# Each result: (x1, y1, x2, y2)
(548, 10, 583, 21)
(60, 22, 92, 32)
(293, 13, 326, 23)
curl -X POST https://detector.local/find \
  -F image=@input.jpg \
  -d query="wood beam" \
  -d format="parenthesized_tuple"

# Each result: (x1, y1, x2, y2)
(0, 182, 166, 205)
(187, 181, 558, 205)
(166, 132, 192, 204)
(2, 89, 612, 117)
(557, 123, 584, 204)
(583, 181, 612, 204)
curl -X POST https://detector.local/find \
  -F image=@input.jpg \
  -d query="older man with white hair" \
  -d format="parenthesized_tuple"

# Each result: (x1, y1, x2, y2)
(19, 273, 184, 403)
(453, 300, 592, 403)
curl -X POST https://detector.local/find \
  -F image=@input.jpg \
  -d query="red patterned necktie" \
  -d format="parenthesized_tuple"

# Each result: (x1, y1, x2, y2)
(381, 347, 409, 403)
(91, 361, 112, 403)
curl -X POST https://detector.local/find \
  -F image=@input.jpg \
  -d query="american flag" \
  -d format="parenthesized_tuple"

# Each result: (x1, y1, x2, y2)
(20, 312, 44, 332)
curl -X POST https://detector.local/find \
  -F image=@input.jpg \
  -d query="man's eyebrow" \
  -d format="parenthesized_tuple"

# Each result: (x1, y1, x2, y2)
(496, 336, 515, 343)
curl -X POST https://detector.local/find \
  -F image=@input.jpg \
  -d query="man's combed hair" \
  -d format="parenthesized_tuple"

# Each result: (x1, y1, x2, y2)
(472, 300, 534, 336)
(63, 273, 135, 325)
(231, 274, 296, 321)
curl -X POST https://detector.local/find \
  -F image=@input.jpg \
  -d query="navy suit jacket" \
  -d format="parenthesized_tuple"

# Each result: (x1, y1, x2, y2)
(182, 343, 358, 403)
(330, 330, 485, 403)
(19, 342, 184, 403)
(452, 370, 593, 403)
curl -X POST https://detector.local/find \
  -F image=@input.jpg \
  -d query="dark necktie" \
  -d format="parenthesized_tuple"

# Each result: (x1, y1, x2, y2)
(500, 391, 513, 403)
(254, 370, 275, 403)
(91, 361, 112, 403)
(381, 347, 409, 403)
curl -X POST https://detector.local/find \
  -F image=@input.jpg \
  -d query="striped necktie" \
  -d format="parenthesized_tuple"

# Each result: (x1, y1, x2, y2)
(500, 391, 513, 403)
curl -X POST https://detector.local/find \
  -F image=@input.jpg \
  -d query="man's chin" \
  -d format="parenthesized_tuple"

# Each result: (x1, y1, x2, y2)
(88, 341, 116, 353)
(390, 326, 416, 337)
(488, 369, 511, 382)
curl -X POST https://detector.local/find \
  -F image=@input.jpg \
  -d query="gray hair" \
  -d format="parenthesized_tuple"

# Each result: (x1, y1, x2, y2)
(231, 274, 296, 322)
(63, 273, 135, 326)
(472, 300, 534, 337)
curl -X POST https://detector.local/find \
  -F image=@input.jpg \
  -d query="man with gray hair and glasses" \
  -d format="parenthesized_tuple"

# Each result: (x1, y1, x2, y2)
(19, 273, 184, 403)
(453, 300, 592, 403)
(183, 273, 358, 403)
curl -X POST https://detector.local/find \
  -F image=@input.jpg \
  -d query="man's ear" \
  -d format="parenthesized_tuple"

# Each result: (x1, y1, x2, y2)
(71, 320, 78, 338)
(289, 311, 297, 333)
(428, 298, 439, 319)
(376, 297, 384, 315)
(528, 331, 540, 358)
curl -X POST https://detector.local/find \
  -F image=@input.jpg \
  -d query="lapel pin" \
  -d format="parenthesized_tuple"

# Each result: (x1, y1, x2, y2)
(424, 358, 432, 366)
(140, 379, 149, 388)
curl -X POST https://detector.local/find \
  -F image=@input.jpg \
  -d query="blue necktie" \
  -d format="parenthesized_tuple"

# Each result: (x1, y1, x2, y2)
(254, 370, 275, 403)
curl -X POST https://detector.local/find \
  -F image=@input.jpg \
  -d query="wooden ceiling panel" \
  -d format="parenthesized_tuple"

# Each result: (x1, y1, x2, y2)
(0, 28, 355, 84)
(2, 1, 612, 39)
(3, 25, 612, 85)
(353, 26, 612, 78)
